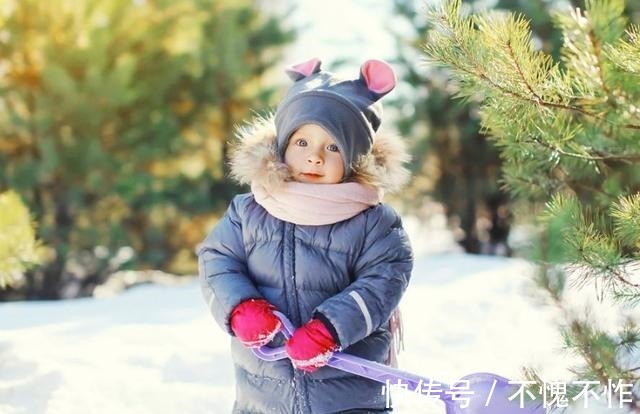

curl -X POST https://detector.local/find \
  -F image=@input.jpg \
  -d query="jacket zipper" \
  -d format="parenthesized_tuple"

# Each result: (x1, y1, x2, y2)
(286, 222, 303, 326)
(285, 222, 309, 414)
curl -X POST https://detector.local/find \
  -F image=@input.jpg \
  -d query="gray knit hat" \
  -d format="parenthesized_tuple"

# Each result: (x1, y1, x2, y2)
(275, 57, 396, 181)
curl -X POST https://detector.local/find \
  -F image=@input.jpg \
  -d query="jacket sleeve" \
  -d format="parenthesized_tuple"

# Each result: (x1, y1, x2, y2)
(312, 204, 414, 350)
(197, 195, 263, 335)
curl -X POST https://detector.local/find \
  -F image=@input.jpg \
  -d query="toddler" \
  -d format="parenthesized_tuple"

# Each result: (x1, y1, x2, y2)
(198, 57, 414, 414)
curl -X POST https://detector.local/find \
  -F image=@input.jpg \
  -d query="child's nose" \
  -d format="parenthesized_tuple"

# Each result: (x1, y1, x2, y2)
(306, 152, 323, 165)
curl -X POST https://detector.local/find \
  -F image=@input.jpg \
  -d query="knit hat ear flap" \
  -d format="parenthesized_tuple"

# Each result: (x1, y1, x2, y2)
(359, 59, 396, 101)
(285, 57, 322, 81)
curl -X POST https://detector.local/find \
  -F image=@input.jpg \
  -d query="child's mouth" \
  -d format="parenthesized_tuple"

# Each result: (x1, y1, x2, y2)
(302, 173, 323, 179)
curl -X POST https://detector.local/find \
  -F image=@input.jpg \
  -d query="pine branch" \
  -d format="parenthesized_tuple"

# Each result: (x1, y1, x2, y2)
(587, 28, 611, 97)
(525, 135, 640, 164)
(605, 24, 640, 73)
(613, 291, 640, 306)
(505, 42, 537, 101)
(611, 194, 640, 250)
(525, 240, 640, 408)
(426, 2, 640, 130)
(608, 265, 640, 289)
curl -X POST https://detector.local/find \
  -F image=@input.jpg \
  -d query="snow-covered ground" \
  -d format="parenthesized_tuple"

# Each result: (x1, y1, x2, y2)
(0, 219, 636, 413)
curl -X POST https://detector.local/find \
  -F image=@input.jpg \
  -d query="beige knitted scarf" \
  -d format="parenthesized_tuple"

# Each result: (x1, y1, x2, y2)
(250, 180, 382, 225)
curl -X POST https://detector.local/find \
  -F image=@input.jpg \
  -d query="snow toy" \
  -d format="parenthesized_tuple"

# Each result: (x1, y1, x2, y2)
(252, 311, 546, 414)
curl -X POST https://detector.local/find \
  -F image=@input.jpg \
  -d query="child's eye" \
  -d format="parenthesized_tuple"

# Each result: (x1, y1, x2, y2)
(327, 144, 339, 152)
(295, 138, 307, 146)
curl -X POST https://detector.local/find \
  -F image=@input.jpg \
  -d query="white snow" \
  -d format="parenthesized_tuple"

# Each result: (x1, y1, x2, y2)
(0, 223, 636, 413)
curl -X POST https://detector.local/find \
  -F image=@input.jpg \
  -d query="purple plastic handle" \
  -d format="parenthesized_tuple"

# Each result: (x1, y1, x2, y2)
(251, 311, 545, 414)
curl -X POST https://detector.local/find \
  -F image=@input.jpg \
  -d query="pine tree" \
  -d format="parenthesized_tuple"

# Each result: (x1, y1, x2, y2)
(0, 0, 294, 299)
(389, 0, 509, 255)
(423, 0, 639, 411)
(389, 0, 570, 255)
(0, 190, 40, 289)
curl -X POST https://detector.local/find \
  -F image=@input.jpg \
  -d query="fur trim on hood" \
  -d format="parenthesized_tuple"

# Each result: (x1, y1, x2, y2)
(228, 113, 411, 194)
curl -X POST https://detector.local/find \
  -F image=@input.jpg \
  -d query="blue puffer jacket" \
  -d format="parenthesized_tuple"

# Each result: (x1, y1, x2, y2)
(197, 115, 414, 414)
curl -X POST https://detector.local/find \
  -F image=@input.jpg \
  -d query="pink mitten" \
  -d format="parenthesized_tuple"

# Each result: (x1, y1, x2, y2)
(285, 319, 338, 373)
(230, 299, 282, 348)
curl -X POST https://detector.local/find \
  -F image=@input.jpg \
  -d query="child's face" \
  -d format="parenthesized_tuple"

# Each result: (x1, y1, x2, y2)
(283, 123, 345, 184)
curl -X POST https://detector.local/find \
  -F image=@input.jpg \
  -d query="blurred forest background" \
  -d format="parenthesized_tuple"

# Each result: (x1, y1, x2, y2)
(0, 0, 294, 299)
(1, 0, 639, 304)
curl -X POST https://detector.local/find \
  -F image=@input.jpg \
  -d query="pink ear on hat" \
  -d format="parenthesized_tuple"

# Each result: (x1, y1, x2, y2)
(360, 59, 396, 98)
(285, 57, 322, 81)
